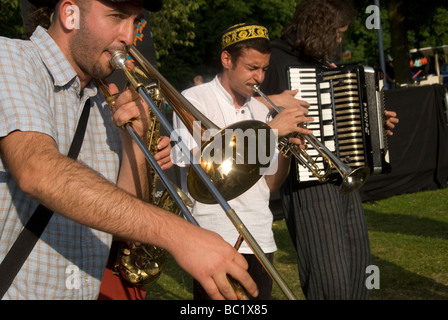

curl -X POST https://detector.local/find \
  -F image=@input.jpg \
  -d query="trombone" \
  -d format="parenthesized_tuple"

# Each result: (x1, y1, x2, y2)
(253, 85, 370, 194)
(99, 46, 297, 300)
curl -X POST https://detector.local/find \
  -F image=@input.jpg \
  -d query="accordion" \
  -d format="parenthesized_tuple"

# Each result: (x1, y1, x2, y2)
(287, 64, 391, 184)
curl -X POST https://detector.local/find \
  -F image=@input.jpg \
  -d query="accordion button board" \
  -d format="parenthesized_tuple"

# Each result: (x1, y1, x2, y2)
(287, 64, 391, 184)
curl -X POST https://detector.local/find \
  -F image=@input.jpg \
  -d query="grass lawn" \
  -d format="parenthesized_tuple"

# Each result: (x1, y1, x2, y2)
(145, 187, 448, 300)
(364, 188, 448, 300)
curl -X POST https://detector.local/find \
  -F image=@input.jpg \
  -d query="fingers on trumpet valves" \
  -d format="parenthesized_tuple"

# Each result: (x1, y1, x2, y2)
(289, 136, 307, 149)
(298, 115, 314, 133)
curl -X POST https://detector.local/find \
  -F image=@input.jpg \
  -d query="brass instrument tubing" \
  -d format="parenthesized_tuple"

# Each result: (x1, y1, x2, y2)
(253, 85, 370, 194)
(125, 122, 200, 227)
(253, 85, 282, 114)
(96, 79, 199, 224)
(128, 46, 219, 134)
(137, 85, 297, 300)
(227, 235, 249, 300)
(111, 50, 297, 300)
(225, 208, 297, 300)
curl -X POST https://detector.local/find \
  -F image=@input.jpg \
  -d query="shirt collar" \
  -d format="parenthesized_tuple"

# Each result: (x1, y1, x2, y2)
(30, 26, 97, 98)
(213, 75, 251, 109)
(31, 26, 78, 88)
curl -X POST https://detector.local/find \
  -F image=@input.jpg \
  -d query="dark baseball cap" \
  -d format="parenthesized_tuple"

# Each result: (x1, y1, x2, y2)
(28, 0, 163, 12)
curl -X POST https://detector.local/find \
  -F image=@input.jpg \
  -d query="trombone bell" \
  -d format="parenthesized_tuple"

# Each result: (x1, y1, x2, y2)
(187, 121, 274, 204)
(126, 46, 275, 204)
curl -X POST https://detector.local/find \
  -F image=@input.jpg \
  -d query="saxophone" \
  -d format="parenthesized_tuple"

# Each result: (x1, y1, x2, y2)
(97, 69, 192, 286)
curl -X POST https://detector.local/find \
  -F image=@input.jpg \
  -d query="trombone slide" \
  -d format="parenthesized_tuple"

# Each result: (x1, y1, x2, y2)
(106, 48, 297, 300)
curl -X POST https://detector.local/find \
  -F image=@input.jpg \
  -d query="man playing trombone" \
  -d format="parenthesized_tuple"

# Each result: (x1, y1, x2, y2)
(173, 23, 312, 300)
(0, 0, 258, 300)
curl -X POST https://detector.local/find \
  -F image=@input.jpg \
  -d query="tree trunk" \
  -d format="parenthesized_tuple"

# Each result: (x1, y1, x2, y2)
(386, 0, 412, 85)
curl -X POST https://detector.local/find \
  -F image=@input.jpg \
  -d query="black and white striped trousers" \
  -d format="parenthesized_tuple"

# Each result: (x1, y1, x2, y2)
(280, 165, 372, 300)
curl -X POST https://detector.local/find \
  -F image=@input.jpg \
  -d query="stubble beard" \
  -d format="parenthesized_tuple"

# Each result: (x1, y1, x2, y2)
(70, 29, 114, 80)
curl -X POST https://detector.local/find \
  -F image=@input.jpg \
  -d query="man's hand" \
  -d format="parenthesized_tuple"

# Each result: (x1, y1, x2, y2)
(267, 106, 313, 150)
(385, 110, 399, 136)
(167, 221, 258, 300)
(261, 89, 310, 110)
(108, 82, 150, 139)
(155, 136, 173, 170)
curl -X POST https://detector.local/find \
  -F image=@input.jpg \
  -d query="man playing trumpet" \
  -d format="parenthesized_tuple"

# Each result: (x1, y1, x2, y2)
(173, 23, 312, 300)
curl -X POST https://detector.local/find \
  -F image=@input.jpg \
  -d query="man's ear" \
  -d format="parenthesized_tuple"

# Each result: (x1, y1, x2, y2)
(58, 0, 80, 31)
(221, 50, 232, 70)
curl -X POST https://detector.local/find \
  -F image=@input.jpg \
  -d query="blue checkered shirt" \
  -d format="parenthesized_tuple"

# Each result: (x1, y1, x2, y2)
(0, 27, 122, 299)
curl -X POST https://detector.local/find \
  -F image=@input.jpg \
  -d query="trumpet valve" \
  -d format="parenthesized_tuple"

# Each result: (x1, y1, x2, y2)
(278, 137, 291, 157)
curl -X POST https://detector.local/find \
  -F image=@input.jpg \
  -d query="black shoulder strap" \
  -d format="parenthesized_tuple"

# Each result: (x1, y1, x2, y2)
(0, 99, 91, 298)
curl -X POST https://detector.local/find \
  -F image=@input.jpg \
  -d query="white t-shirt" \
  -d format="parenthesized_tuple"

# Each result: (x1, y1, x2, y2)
(172, 75, 278, 254)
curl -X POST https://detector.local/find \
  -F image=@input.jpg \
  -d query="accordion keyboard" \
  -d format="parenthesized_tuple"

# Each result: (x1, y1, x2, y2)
(289, 68, 336, 182)
(288, 66, 374, 183)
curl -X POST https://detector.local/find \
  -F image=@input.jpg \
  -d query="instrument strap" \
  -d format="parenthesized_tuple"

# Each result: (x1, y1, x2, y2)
(0, 99, 91, 298)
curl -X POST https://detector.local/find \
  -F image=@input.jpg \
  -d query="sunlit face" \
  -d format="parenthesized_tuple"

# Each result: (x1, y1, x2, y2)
(69, 0, 143, 80)
(225, 48, 270, 101)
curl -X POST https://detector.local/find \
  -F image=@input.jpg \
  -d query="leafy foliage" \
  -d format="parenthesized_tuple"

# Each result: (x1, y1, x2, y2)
(343, 3, 392, 66)
(151, 0, 448, 89)
(0, 0, 447, 88)
(0, 0, 25, 39)
(153, 0, 301, 90)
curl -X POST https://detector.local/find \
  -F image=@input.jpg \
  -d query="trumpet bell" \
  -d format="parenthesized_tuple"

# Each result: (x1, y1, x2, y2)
(339, 166, 370, 195)
(187, 120, 274, 204)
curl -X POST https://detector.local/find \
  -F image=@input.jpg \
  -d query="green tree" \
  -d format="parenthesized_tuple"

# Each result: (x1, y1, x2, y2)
(151, 0, 448, 89)
(154, 0, 300, 90)
(412, 7, 448, 48)
(385, 0, 412, 85)
(150, 0, 203, 60)
(343, 3, 392, 66)
(0, 0, 25, 38)
(1, 0, 447, 89)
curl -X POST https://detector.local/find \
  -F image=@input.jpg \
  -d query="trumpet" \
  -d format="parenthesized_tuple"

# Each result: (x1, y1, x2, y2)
(253, 85, 370, 194)
(99, 46, 297, 300)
